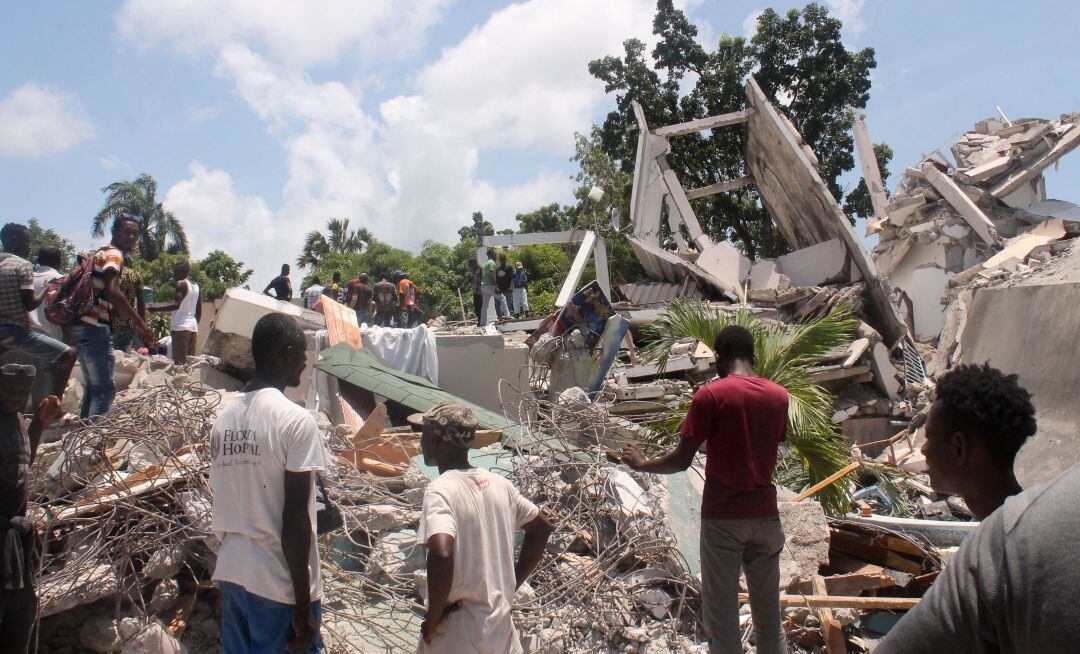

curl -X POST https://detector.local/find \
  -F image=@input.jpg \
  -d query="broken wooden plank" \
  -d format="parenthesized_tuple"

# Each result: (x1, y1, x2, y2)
(813, 575, 848, 654)
(991, 125, 1080, 198)
(685, 175, 753, 200)
(792, 462, 861, 502)
(741, 594, 920, 610)
(829, 529, 925, 575)
(653, 109, 751, 138)
(792, 571, 908, 596)
(922, 164, 997, 245)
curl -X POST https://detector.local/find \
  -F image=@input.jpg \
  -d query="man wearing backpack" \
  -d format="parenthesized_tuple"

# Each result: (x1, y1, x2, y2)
(71, 215, 153, 418)
(0, 223, 76, 403)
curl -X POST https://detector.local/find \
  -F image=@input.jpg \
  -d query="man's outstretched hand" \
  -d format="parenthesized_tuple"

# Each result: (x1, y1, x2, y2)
(35, 396, 61, 427)
(618, 445, 648, 471)
(285, 604, 318, 653)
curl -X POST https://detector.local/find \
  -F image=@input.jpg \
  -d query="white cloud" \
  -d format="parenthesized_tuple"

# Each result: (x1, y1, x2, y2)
(117, 0, 450, 67)
(0, 84, 94, 158)
(164, 162, 277, 267)
(825, 0, 867, 39)
(387, 0, 656, 154)
(131, 0, 656, 286)
(742, 9, 764, 38)
(99, 154, 133, 175)
(184, 103, 223, 127)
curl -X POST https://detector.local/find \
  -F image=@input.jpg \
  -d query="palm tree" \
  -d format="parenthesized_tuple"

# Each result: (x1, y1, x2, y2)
(641, 300, 859, 516)
(296, 218, 372, 268)
(92, 173, 189, 260)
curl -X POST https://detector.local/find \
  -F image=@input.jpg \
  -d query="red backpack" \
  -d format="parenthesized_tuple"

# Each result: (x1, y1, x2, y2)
(43, 255, 97, 326)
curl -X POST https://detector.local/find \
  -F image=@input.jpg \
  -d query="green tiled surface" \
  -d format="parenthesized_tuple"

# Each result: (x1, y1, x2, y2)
(316, 344, 510, 431)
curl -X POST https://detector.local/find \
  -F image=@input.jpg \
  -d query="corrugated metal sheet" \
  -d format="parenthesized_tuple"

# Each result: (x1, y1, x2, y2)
(618, 282, 702, 306)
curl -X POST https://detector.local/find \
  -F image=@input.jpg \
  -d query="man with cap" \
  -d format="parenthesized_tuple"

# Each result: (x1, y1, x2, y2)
(0, 350, 61, 653)
(511, 261, 529, 317)
(417, 403, 553, 653)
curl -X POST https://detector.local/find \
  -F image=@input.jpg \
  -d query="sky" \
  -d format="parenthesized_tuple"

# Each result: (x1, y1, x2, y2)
(1, 0, 1078, 288)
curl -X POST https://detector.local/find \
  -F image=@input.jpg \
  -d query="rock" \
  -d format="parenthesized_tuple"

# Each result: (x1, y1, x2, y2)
(369, 529, 424, 579)
(60, 377, 84, 415)
(778, 501, 830, 582)
(120, 621, 185, 654)
(412, 570, 428, 601)
(145, 546, 185, 580)
(347, 504, 419, 533)
(39, 563, 119, 618)
(514, 581, 536, 606)
(148, 578, 180, 612)
(114, 351, 144, 391)
(80, 616, 123, 652)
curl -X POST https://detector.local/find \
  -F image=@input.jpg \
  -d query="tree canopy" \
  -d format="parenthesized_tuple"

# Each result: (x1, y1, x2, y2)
(133, 250, 254, 303)
(93, 173, 189, 260)
(27, 218, 76, 271)
(297, 217, 372, 269)
(588, 0, 879, 259)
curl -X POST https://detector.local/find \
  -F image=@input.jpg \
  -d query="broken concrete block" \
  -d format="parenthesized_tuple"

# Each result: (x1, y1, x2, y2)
(79, 616, 125, 653)
(957, 155, 1013, 184)
(346, 504, 419, 534)
(868, 342, 901, 400)
(886, 194, 928, 226)
(144, 545, 185, 580)
(148, 578, 180, 613)
(909, 266, 948, 341)
(606, 469, 651, 524)
(113, 351, 144, 391)
(370, 529, 425, 579)
(119, 621, 184, 654)
(777, 239, 846, 287)
(778, 501, 830, 582)
(694, 240, 751, 295)
(749, 259, 782, 290)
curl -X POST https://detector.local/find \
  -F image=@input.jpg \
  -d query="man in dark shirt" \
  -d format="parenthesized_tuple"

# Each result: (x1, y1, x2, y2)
(919, 363, 1036, 519)
(0, 350, 61, 653)
(373, 277, 397, 327)
(495, 255, 514, 320)
(468, 259, 482, 327)
(350, 273, 374, 325)
(620, 326, 788, 654)
(263, 264, 293, 301)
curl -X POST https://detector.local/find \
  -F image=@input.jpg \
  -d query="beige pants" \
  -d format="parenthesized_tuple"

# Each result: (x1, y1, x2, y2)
(700, 517, 787, 654)
(171, 330, 197, 365)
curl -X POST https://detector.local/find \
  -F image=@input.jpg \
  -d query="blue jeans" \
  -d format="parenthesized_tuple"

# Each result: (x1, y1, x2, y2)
(71, 323, 115, 419)
(218, 582, 323, 654)
(0, 324, 71, 411)
(112, 326, 138, 353)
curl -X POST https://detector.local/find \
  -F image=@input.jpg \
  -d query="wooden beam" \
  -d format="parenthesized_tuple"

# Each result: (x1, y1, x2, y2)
(741, 594, 920, 610)
(792, 462, 860, 502)
(654, 109, 751, 137)
(555, 231, 597, 308)
(685, 175, 753, 200)
(991, 125, 1080, 198)
(813, 575, 848, 654)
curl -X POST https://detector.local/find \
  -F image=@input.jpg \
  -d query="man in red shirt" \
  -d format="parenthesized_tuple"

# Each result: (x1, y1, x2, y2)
(620, 325, 788, 654)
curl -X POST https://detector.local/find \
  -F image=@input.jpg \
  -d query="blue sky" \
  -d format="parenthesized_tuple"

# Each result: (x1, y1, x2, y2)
(1, 0, 1078, 288)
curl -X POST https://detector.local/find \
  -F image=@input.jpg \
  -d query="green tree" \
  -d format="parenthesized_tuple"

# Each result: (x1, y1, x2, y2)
(297, 218, 372, 268)
(92, 173, 189, 260)
(642, 300, 858, 516)
(843, 141, 893, 220)
(457, 211, 494, 243)
(516, 204, 573, 233)
(198, 249, 254, 300)
(27, 218, 76, 271)
(588, 1, 878, 259)
(132, 252, 209, 304)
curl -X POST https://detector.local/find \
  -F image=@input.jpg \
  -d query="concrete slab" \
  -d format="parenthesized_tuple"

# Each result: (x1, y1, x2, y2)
(435, 334, 529, 414)
(694, 241, 751, 295)
(962, 275, 1080, 487)
(777, 239, 846, 288)
(750, 259, 782, 291)
(908, 266, 948, 341)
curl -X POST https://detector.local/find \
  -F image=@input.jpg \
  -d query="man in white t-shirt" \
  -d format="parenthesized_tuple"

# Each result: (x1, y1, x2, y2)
(210, 313, 326, 653)
(416, 404, 553, 653)
(148, 260, 201, 365)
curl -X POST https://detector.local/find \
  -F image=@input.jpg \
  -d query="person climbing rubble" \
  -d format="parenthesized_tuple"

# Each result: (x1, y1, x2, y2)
(210, 313, 327, 653)
(416, 403, 553, 653)
(920, 363, 1037, 519)
(619, 325, 789, 654)
(0, 351, 61, 654)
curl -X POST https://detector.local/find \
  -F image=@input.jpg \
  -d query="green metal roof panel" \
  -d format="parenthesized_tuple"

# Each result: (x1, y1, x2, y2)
(316, 344, 510, 431)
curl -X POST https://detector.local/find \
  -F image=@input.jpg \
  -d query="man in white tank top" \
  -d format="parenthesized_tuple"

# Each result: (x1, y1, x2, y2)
(149, 260, 201, 365)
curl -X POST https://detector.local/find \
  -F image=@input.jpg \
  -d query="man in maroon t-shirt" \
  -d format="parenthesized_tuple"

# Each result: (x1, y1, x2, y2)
(620, 325, 788, 654)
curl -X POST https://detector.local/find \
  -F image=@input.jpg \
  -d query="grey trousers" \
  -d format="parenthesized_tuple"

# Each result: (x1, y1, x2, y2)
(700, 517, 787, 654)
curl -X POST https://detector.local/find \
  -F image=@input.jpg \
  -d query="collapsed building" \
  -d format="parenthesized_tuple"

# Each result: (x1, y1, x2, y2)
(25, 77, 1080, 653)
